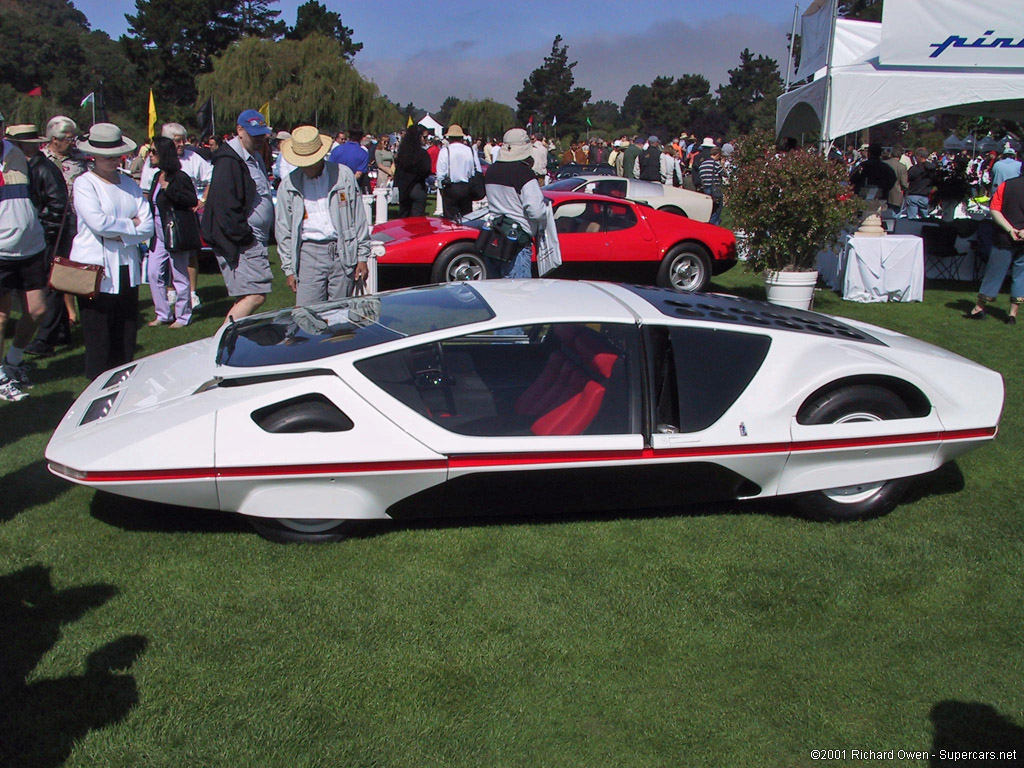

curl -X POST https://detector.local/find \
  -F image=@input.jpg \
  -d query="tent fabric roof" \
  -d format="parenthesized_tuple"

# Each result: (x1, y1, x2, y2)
(777, 19, 1024, 141)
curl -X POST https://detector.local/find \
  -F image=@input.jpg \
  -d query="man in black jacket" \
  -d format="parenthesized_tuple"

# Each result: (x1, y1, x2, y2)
(201, 109, 274, 323)
(7, 125, 71, 357)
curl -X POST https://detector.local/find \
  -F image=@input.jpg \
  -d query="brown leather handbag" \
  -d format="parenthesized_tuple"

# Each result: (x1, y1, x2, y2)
(48, 257, 103, 299)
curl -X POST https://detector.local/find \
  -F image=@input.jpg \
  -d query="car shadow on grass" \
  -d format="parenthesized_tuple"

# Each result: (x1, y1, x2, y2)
(89, 491, 250, 536)
(0, 565, 146, 768)
(929, 700, 1024, 766)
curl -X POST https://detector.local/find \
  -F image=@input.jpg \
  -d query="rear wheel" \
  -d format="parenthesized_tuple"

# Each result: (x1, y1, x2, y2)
(657, 244, 711, 292)
(249, 517, 352, 543)
(795, 385, 912, 522)
(431, 242, 491, 283)
(660, 205, 688, 217)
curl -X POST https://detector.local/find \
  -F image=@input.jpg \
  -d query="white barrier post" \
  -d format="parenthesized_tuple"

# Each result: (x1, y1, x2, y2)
(361, 193, 374, 226)
(374, 187, 389, 224)
(434, 188, 443, 217)
(368, 243, 384, 294)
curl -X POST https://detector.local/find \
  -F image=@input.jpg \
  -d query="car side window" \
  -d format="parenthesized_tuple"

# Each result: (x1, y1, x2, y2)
(554, 202, 603, 234)
(592, 179, 628, 199)
(603, 202, 637, 232)
(356, 323, 641, 437)
(647, 325, 771, 434)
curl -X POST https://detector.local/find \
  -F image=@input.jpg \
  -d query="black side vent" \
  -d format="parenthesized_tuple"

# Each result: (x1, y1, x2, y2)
(251, 394, 354, 433)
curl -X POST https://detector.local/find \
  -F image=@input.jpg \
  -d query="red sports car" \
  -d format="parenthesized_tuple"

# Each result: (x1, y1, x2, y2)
(371, 190, 737, 292)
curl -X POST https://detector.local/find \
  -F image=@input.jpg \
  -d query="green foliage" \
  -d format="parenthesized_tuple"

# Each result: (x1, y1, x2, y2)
(516, 35, 591, 138)
(716, 49, 783, 136)
(435, 96, 461, 130)
(196, 35, 401, 135)
(236, 0, 286, 39)
(727, 131, 859, 273)
(448, 99, 516, 141)
(0, 0, 138, 118)
(285, 0, 362, 60)
(621, 74, 712, 139)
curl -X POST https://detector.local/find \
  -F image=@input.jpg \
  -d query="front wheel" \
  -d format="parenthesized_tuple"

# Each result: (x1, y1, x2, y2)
(657, 244, 711, 292)
(249, 517, 352, 543)
(795, 385, 912, 522)
(431, 242, 491, 283)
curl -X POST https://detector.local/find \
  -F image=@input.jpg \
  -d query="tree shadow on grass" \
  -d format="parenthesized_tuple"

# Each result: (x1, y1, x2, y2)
(89, 490, 249, 536)
(0, 459, 72, 524)
(0, 565, 146, 768)
(930, 701, 1024, 766)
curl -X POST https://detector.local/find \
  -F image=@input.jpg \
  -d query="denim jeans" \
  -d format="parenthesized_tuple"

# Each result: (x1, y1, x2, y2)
(905, 194, 930, 219)
(491, 244, 533, 279)
(979, 245, 1024, 303)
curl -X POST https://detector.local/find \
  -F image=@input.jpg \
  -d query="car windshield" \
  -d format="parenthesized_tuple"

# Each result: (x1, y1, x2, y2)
(545, 178, 584, 191)
(216, 283, 495, 368)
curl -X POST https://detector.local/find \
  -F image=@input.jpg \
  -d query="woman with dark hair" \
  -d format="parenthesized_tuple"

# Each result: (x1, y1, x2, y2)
(393, 126, 431, 217)
(146, 136, 198, 327)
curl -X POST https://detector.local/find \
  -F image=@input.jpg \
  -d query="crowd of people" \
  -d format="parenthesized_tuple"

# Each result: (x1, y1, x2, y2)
(2, 103, 1022, 402)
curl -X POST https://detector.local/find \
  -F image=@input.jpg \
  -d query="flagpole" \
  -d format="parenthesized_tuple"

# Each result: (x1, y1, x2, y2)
(819, 0, 838, 152)
(785, 3, 799, 92)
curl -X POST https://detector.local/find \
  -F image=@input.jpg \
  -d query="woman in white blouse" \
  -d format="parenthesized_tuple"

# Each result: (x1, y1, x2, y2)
(71, 124, 154, 380)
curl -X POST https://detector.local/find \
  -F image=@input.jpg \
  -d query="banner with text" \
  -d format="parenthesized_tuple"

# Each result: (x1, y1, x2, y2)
(881, 0, 1024, 69)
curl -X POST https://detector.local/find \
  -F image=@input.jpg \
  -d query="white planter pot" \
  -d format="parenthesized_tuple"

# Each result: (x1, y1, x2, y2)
(764, 270, 818, 310)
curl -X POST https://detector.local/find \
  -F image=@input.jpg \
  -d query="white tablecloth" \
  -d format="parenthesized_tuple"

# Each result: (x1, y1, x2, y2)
(842, 234, 924, 303)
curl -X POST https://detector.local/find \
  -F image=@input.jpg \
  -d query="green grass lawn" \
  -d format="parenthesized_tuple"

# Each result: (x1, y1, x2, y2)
(1, 261, 1022, 767)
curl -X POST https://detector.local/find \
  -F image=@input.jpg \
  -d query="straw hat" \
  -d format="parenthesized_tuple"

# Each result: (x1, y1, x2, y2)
(280, 125, 332, 167)
(78, 123, 137, 156)
(446, 124, 465, 138)
(5, 124, 47, 144)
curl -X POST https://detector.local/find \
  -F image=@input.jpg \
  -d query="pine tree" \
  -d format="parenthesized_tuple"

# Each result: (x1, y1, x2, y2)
(516, 36, 591, 138)
(285, 0, 362, 60)
(716, 49, 783, 135)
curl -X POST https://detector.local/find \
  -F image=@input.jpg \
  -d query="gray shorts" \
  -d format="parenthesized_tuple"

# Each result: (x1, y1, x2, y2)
(216, 241, 273, 297)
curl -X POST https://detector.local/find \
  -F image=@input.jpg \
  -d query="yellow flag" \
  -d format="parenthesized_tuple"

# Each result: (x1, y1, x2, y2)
(259, 101, 270, 127)
(147, 90, 157, 141)
(407, 115, 413, 128)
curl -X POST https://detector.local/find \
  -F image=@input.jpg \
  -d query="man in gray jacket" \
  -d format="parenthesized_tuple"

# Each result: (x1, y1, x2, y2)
(275, 126, 370, 306)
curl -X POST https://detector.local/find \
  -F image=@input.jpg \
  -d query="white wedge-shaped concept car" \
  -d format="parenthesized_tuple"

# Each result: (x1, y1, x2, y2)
(47, 281, 1003, 541)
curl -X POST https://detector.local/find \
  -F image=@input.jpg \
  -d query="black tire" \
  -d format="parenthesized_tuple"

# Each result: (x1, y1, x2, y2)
(657, 244, 711, 292)
(795, 385, 912, 522)
(249, 517, 352, 543)
(659, 205, 688, 217)
(431, 242, 491, 284)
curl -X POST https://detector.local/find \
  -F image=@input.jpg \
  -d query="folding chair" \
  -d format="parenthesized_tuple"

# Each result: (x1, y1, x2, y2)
(921, 224, 966, 281)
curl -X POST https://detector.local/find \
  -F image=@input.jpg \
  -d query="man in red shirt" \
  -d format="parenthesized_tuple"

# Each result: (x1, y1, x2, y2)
(965, 174, 1024, 324)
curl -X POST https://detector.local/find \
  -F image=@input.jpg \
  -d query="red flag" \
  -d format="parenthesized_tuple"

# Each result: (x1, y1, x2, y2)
(27, 86, 42, 97)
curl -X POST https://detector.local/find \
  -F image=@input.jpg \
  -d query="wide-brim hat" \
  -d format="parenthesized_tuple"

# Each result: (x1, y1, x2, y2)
(498, 128, 532, 162)
(446, 124, 465, 139)
(5, 124, 47, 144)
(281, 125, 332, 167)
(78, 123, 137, 156)
(701, 137, 716, 148)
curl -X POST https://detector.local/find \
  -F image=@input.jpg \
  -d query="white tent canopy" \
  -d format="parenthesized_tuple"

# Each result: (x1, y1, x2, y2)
(777, 19, 1024, 142)
(418, 113, 443, 137)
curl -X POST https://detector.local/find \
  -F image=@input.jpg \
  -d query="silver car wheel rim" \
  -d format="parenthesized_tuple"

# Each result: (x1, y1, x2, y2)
(448, 257, 484, 281)
(277, 518, 344, 533)
(820, 412, 885, 504)
(670, 255, 702, 291)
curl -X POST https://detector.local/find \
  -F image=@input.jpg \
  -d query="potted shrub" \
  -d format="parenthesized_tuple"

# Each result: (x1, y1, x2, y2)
(727, 131, 859, 309)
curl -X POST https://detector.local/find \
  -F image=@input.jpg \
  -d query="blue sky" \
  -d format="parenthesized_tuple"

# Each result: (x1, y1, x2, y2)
(75, 0, 798, 112)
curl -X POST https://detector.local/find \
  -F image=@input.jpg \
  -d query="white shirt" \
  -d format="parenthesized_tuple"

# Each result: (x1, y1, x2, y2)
(71, 171, 154, 293)
(300, 170, 337, 242)
(437, 141, 480, 183)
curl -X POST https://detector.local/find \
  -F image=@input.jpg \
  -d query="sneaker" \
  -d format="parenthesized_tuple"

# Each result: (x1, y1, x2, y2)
(0, 372, 28, 402)
(191, 292, 201, 310)
(2, 361, 33, 389)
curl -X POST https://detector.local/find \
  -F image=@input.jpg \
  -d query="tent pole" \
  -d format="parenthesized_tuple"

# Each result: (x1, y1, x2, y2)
(819, 0, 839, 152)
(785, 4, 799, 92)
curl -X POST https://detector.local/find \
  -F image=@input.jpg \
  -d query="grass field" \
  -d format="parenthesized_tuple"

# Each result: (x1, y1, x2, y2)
(1, 259, 1021, 767)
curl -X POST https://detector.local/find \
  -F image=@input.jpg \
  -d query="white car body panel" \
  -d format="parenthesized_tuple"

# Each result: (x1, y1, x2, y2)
(45, 280, 1002, 533)
(555, 175, 715, 222)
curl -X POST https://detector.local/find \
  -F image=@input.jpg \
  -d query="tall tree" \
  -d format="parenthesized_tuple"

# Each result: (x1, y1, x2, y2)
(621, 75, 712, 138)
(196, 34, 401, 135)
(435, 96, 460, 129)
(236, 0, 286, 39)
(124, 0, 243, 107)
(516, 35, 591, 138)
(716, 49, 783, 135)
(285, 0, 362, 59)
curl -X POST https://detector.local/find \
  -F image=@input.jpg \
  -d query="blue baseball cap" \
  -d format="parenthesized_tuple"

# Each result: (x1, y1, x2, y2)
(237, 109, 271, 136)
